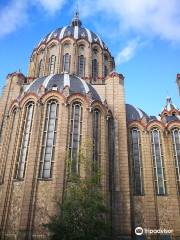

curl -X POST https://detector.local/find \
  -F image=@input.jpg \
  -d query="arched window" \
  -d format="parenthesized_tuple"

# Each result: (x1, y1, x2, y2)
(151, 128, 166, 195)
(38, 59, 43, 77)
(104, 55, 108, 78)
(92, 59, 98, 81)
(104, 65, 108, 78)
(108, 118, 115, 191)
(15, 102, 34, 179)
(79, 44, 84, 55)
(63, 53, 70, 72)
(172, 128, 180, 194)
(131, 128, 144, 195)
(92, 109, 101, 170)
(92, 49, 98, 81)
(69, 102, 83, 175)
(78, 55, 85, 78)
(39, 100, 58, 179)
(49, 55, 56, 74)
(0, 108, 18, 184)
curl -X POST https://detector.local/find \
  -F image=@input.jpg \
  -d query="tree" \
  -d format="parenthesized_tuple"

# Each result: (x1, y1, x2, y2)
(45, 149, 112, 240)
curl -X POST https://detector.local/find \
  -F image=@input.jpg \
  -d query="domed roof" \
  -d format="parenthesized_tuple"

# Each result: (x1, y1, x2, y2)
(24, 73, 103, 102)
(36, 13, 107, 50)
(126, 104, 149, 122)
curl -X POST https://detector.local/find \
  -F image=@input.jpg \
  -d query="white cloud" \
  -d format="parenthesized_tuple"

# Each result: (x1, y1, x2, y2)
(116, 38, 140, 65)
(34, 0, 66, 15)
(0, 0, 66, 38)
(79, 0, 180, 42)
(0, 0, 28, 38)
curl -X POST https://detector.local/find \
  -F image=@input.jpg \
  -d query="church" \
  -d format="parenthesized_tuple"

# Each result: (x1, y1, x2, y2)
(0, 12, 180, 240)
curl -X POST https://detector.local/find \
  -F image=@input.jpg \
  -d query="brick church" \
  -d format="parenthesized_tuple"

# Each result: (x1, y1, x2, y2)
(0, 13, 180, 240)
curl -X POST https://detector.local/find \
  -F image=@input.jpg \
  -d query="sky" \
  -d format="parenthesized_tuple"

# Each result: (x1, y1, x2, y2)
(0, 0, 179, 116)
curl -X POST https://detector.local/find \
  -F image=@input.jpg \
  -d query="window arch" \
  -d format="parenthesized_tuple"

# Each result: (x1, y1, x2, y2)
(39, 100, 58, 179)
(78, 44, 85, 55)
(38, 59, 43, 77)
(131, 128, 144, 195)
(69, 102, 83, 175)
(63, 43, 70, 50)
(151, 128, 166, 195)
(92, 109, 101, 170)
(92, 48, 98, 81)
(63, 53, 70, 72)
(49, 55, 56, 74)
(172, 128, 180, 194)
(15, 102, 34, 179)
(78, 55, 85, 78)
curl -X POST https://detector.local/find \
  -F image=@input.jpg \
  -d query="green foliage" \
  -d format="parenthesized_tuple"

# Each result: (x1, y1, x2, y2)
(45, 147, 112, 240)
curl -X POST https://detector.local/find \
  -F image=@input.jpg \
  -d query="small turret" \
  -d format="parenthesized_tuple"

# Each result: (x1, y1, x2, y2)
(160, 96, 179, 119)
(164, 96, 178, 112)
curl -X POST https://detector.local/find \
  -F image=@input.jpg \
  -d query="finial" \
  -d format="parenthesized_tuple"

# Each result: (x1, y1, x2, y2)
(75, 0, 79, 18)
(71, 0, 82, 27)
(166, 96, 172, 104)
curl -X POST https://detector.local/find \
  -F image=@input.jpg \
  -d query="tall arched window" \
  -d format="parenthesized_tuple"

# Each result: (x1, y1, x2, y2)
(78, 55, 85, 78)
(131, 128, 144, 195)
(172, 128, 180, 194)
(63, 53, 70, 72)
(104, 55, 108, 78)
(104, 65, 108, 78)
(151, 128, 166, 195)
(15, 102, 34, 179)
(38, 59, 43, 77)
(0, 108, 18, 184)
(49, 55, 56, 74)
(39, 100, 58, 179)
(69, 102, 83, 175)
(92, 109, 101, 170)
(92, 59, 98, 80)
(108, 118, 115, 190)
(92, 49, 98, 81)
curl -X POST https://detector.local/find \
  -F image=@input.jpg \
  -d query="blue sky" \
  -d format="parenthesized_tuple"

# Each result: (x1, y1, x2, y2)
(0, 0, 179, 116)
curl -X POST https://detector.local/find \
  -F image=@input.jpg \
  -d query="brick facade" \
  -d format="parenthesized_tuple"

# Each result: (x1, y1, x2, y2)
(0, 16, 180, 240)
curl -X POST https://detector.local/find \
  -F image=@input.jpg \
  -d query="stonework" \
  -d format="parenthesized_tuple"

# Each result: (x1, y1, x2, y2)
(0, 14, 180, 240)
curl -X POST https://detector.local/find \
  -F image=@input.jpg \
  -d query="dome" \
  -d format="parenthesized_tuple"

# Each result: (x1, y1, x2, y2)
(24, 73, 103, 102)
(29, 14, 114, 83)
(35, 14, 107, 51)
(126, 104, 149, 122)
